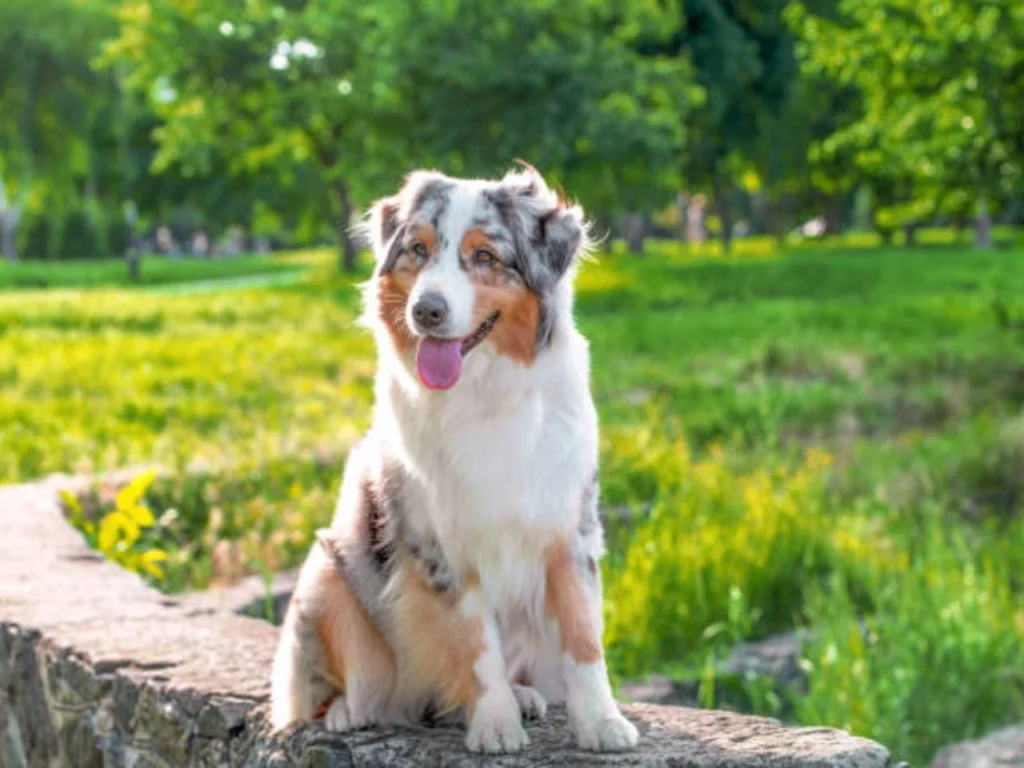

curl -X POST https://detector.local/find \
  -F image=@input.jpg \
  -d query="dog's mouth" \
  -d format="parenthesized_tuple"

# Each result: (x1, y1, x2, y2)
(416, 311, 500, 391)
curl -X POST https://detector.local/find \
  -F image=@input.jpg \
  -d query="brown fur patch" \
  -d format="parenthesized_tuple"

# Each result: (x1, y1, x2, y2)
(472, 283, 540, 365)
(545, 539, 603, 664)
(461, 567, 481, 590)
(377, 223, 439, 352)
(313, 562, 397, 696)
(391, 565, 485, 715)
(377, 272, 416, 352)
(410, 223, 437, 255)
(460, 228, 499, 260)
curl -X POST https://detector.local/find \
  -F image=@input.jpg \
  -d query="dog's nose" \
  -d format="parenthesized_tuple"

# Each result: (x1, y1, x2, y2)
(412, 292, 450, 331)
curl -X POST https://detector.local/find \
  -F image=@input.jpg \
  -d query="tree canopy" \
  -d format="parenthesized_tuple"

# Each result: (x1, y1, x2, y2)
(1, 0, 1020, 267)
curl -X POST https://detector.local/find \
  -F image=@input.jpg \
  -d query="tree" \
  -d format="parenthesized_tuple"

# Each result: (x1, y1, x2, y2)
(636, 0, 806, 253)
(385, 0, 697, 254)
(0, 0, 115, 261)
(109, 0, 698, 269)
(789, 0, 1024, 246)
(109, 0, 392, 270)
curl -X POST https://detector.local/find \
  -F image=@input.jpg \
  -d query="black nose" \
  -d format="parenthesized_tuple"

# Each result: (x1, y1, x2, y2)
(412, 292, 450, 330)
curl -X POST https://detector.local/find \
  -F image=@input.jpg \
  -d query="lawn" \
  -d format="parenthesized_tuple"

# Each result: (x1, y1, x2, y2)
(0, 252, 308, 290)
(5, 237, 1024, 763)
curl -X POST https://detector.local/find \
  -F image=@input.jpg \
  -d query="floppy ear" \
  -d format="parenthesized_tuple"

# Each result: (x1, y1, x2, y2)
(369, 196, 401, 255)
(363, 170, 451, 271)
(499, 165, 589, 282)
(535, 202, 586, 281)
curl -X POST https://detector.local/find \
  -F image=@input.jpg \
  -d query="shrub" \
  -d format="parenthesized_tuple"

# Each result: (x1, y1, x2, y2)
(796, 518, 1024, 765)
(602, 419, 893, 678)
(61, 208, 104, 260)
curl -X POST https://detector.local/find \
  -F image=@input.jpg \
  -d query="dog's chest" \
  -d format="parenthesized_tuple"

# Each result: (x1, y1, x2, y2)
(391, 379, 593, 588)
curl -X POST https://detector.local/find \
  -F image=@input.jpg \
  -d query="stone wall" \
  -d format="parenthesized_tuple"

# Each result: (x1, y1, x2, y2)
(0, 479, 895, 767)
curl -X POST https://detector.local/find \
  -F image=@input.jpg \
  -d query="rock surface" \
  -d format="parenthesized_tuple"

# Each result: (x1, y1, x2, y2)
(0, 478, 895, 766)
(929, 726, 1024, 768)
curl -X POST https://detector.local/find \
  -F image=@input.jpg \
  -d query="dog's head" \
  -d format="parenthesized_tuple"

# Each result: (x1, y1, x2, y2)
(361, 166, 589, 391)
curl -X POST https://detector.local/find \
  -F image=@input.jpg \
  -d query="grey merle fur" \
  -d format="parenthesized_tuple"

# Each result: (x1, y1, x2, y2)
(373, 169, 584, 352)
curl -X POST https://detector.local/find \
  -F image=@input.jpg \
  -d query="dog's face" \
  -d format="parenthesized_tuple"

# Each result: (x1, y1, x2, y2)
(364, 167, 587, 390)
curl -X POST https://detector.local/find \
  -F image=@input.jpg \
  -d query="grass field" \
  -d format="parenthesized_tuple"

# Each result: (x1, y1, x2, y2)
(0, 253, 306, 290)
(5, 237, 1024, 763)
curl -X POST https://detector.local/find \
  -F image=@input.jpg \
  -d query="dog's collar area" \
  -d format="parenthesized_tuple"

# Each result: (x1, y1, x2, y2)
(460, 311, 500, 355)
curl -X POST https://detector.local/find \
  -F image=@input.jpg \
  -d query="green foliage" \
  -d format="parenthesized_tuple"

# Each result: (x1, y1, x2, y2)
(797, 520, 1024, 765)
(0, 252, 373, 482)
(0, 252, 306, 290)
(105, 0, 698, 268)
(789, 0, 1024, 225)
(4, 237, 1024, 762)
(602, 425, 886, 677)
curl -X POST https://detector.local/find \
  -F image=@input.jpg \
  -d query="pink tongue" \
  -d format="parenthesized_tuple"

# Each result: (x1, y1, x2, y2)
(416, 337, 463, 390)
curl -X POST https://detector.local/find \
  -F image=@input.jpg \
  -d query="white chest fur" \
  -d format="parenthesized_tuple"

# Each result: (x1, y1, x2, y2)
(374, 325, 597, 613)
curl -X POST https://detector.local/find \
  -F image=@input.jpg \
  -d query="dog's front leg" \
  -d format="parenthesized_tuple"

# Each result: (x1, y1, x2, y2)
(458, 584, 530, 753)
(545, 538, 639, 751)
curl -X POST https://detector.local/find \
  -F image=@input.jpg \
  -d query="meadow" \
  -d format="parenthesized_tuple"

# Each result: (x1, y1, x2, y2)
(4, 236, 1024, 764)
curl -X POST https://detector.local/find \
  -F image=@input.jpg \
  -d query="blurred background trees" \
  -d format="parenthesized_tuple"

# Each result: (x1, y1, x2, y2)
(1, 0, 1021, 270)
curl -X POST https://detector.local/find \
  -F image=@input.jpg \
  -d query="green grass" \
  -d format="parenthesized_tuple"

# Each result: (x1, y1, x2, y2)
(3, 236, 1024, 763)
(0, 252, 307, 290)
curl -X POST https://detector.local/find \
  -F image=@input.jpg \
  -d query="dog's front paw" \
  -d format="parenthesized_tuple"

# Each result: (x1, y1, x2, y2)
(512, 684, 547, 720)
(323, 697, 352, 732)
(466, 692, 530, 753)
(574, 712, 639, 752)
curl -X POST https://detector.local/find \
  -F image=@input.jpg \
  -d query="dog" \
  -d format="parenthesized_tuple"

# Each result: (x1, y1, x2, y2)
(270, 165, 639, 754)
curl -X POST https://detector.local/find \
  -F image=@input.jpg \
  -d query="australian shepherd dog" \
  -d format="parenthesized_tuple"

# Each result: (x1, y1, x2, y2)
(270, 165, 639, 754)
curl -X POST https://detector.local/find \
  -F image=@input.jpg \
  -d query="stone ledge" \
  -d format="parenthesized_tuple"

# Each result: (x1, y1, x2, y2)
(0, 478, 894, 767)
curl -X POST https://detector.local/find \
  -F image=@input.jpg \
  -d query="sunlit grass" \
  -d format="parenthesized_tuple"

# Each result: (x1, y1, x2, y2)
(4, 234, 1024, 762)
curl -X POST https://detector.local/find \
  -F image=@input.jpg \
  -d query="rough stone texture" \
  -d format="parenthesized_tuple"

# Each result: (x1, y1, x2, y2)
(929, 726, 1024, 768)
(0, 478, 895, 767)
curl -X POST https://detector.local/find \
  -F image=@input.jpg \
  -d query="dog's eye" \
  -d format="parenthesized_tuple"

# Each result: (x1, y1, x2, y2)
(411, 242, 428, 260)
(474, 248, 499, 266)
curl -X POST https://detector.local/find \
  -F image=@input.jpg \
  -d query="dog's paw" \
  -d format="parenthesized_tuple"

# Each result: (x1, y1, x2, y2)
(574, 712, 639, 752)
(512, 684, 547, 720)
(323, 697, 352, 732)
(465, 692, 530, 753)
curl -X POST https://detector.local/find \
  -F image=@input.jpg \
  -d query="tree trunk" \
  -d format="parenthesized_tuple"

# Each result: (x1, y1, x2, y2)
(824, 194, 843, 237)
(903, 222, 918, 247)
(764, 196, 783, 245)
(334, 181, 357, 272)
(1, 208, 18, 262)
(123, 201, 140, 281)
(712, 173, 733, 255)
(975, 199, 993, 249)
(624, 213, 646, 256)
(126, 246, 141, 282)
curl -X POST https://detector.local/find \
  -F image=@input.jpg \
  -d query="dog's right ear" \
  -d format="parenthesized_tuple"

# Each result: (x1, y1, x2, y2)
(367, 195, 402, 257)
(364, 170, 450, 272)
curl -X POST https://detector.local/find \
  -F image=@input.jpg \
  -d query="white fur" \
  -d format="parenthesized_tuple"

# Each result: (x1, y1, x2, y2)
(371, 174, 629, 752)
(407, 244, 475, 338)
(459, 588, 529, 752)
(563, 656, 639, 750)
(272, 170, 635, 753)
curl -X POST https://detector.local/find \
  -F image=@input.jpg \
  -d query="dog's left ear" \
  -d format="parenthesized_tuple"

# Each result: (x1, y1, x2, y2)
(536, 199, 587, 281)
(499, 165, 588, 282)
